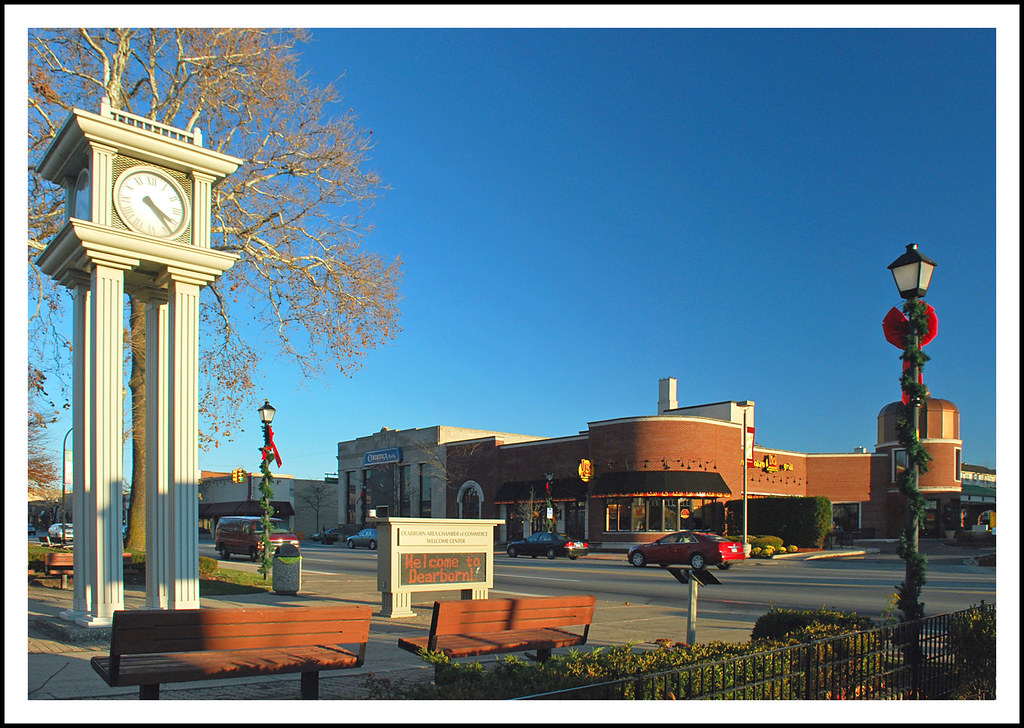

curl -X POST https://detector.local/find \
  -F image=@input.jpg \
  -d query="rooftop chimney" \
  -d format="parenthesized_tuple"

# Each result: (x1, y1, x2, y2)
(658, 377, 678, 414)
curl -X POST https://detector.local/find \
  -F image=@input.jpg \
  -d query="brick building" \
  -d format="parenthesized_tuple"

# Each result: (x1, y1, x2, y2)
(333, 377, 986, 548)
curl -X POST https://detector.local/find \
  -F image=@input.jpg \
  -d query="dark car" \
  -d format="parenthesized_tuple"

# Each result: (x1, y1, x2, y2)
(311, 527, 343, 544)
(506, 532, 589, 560)
(346, 527, 378, 550)
(627, 530, 745, 570)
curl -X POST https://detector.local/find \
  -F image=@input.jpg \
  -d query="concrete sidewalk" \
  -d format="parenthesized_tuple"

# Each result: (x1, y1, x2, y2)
(25, 541, 987, 708)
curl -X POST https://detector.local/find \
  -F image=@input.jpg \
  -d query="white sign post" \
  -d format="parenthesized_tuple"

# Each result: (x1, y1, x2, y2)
(375, 517, 504, 617)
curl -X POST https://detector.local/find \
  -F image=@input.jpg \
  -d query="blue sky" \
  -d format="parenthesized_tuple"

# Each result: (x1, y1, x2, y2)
(10, 9, 1018, 487)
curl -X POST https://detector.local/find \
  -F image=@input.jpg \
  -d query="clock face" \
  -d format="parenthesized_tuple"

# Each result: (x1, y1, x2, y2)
(72, 168, 91, 221)
(114, 166, 190, 239)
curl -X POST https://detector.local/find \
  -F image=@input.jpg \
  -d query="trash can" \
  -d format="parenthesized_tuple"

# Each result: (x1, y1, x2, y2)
(272, 543, 301, 595)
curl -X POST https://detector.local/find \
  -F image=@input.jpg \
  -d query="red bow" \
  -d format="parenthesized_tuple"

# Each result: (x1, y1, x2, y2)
(882, 304, 938, 405)
(882, 305, 937, 349)
(261, 424, 282, 468)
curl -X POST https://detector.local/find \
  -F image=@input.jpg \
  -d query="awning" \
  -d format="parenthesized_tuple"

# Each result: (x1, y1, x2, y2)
(494, 478, 587, 505)
(198, 500, 296, 519)
(590, 471, 732, 498)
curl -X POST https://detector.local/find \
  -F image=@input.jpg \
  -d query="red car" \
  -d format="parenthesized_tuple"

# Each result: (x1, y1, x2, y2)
(627, 530, 745, 570)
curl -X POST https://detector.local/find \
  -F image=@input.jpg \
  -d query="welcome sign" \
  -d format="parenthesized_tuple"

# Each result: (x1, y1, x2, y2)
(375, 517, 504, 617)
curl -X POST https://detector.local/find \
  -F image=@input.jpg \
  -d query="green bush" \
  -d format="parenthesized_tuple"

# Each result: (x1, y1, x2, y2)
(198, 555, 219, 575)
(750, 607, 874, 642)
(727, 496, 832, 548)
(949, 604, 995, 698)
(749, 535, 783, 550)
(787, 545, 799, 553)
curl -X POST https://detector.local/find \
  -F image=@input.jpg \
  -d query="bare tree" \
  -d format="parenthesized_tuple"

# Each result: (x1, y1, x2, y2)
(27, 29, 403, 550)
(297, 480, 335, 535)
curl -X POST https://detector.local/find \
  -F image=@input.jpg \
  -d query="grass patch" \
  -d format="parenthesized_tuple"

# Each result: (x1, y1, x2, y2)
(28, 543, 272, 595)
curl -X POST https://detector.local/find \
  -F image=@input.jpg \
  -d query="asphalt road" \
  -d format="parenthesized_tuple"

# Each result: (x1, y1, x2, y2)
(201, 540, 996, 623)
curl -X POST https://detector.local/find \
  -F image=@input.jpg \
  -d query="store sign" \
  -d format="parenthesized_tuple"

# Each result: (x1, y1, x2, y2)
(753, 454, 793, 473)
(578, 459, 593, 482)
(363, 447, 402, 466)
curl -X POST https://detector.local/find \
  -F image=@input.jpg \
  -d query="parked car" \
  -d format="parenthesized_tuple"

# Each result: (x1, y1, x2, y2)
(627, 530, 744, 570)
(345, 527, 378, 550)
(505, 532, 589, 560)
(48, 522, 73, 542)
(28, 523, 36, 536)
(214, 516, 300, 561)
(311, 527, 343, 544)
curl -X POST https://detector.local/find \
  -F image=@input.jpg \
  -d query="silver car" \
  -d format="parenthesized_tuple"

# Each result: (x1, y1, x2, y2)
(345, 527, 377, 550)
(48, 522, 73, 542)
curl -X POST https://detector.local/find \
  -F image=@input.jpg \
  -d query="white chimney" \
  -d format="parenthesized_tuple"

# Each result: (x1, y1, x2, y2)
(658, 377, 678, 414)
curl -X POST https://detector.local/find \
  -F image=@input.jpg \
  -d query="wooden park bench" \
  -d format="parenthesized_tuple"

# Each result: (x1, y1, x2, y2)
(397, 595, 596, 677)
(90, 604, 372, 699)
(44, 551, 137, 589)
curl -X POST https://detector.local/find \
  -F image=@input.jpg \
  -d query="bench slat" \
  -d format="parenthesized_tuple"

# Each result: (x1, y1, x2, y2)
(431, 596, 595, 637)
(92, 644, 360, 687)
(399, 627, 586, 658)
(110, 606, 371, 655)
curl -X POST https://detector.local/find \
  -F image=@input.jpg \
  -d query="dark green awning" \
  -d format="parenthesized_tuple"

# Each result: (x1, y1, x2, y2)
(590, 471, 731, 498)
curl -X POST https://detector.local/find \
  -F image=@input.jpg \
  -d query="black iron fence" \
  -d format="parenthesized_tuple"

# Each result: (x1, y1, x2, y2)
(517, 604, 994, 700)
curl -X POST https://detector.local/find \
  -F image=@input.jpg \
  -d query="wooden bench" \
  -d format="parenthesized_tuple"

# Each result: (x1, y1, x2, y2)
(91, 604, 372, 699)
(44, 552, 137, 589)
(397, 595, 595, 676)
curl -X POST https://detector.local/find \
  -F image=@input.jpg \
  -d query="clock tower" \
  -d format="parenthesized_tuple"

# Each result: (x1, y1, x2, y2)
(36, 98, 243, 623)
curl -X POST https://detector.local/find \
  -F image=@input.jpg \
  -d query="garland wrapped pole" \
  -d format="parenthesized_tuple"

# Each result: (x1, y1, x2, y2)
(256, 400, 282, 581)
(885, 244, 938, 698)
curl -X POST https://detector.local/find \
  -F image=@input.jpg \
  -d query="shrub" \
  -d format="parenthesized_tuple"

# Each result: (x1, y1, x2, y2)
(949, 604, 995, 698)
(727, 496, 832, 547)
(750, 607, 874, 642)
(750, 535, 783, 550)
(750, 547, 762, 557)
(787, 545, 799, 553)
(198, 555, 219, 575)
(761, 546, 775, 559)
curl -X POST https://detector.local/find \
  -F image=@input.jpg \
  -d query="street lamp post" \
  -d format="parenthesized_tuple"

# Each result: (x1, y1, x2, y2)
(887, 244, 937, 621)
(256, 399, 277, 579)
(738, 403, 754, 556)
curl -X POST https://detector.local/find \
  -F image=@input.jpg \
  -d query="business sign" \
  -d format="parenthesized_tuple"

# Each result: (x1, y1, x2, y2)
(363, 447, 402, 466)
(376, 517, 504, 617)
(400, 552, 487, 586)
(578, 458, 594, 482)
(753, 454, 793, 473)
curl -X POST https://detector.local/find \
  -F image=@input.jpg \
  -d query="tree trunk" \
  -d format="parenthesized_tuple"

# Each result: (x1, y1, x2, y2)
(124, 298, 147, 552)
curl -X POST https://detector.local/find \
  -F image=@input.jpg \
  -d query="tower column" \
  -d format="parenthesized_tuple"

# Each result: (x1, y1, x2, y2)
(140, 287, 171, 609)
(163, 271, 204, 609)
(78, 262, 130, 626)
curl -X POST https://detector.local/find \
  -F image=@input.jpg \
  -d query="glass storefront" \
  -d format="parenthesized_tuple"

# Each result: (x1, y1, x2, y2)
(603, 497, 716, 532)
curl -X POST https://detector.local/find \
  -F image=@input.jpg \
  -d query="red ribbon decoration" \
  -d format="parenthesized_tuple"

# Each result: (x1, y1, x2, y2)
(882, 304, 938, 405)
(262, 424, 283, 468)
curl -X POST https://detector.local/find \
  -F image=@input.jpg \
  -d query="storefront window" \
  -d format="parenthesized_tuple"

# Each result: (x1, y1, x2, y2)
(664, 499, 679, 531)
(832, 502, 860, 532)
(604, 497, 712, 533)
(648, 499, 663, 532)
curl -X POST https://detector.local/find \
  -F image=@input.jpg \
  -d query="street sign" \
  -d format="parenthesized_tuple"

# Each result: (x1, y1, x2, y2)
(664, 566, 722, 644)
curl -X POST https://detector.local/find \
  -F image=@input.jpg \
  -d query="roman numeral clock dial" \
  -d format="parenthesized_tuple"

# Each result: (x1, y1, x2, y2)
(113, 166, 190, 239)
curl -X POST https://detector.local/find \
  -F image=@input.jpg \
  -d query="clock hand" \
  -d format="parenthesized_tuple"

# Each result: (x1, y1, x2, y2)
(142, 195, 175, 231)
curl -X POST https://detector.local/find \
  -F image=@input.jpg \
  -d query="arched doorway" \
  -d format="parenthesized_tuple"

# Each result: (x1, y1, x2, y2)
(457, 480, 483, 519)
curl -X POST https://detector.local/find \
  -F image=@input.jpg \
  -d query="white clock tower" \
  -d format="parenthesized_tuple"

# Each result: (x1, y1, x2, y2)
(36, 98, 242, 624)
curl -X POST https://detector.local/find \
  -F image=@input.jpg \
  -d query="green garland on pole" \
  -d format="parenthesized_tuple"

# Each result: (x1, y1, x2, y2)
(257, 449, 276, 581)
(894, 297, 933, 621)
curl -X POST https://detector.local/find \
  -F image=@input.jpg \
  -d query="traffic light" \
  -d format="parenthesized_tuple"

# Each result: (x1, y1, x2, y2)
(231, 467, 246, 483)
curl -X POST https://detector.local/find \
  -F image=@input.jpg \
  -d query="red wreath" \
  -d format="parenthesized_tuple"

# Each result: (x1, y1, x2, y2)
(882, 304, 938, 405)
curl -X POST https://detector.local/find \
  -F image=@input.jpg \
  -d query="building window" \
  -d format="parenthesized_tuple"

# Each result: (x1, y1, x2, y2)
(604, 497, 705, 533)
(832, 502, 861, 532)
(892, 449, 908, 483)
(419, 463, 431, 517)
(954, 448, 962, 482)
